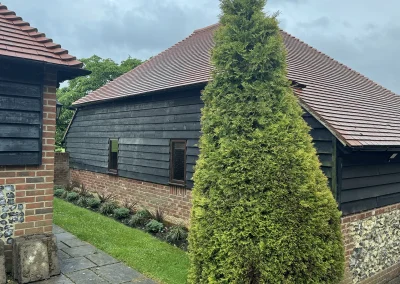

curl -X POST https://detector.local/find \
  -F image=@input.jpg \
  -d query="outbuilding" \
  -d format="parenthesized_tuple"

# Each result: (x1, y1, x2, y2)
(66, 24, 400, 283)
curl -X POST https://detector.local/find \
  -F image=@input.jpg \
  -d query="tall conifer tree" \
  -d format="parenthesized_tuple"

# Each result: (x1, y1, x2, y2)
(188, 0, 344, 283)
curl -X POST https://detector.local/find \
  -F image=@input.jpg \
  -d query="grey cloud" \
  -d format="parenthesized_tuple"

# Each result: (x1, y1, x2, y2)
(3, 0, 400, 93)
(298, 17, 330, 29)
(292, 22, 400, 93)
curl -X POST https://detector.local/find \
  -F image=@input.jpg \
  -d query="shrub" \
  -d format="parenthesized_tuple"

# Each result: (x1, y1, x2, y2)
(66, 192, 79, 202)
(65, 183, 74, 192)
(87, 198, 101, 209)
(153, 208, 164, 223)
(123, 199, 138, 214)
(166, 225, 188, 245)
(98, 192, 115, 203)
(54, 188, 65, 198)
(188, 1, 344, 283)
(145, 219, 164, 233)
(128, 209, 152, 227)
(71, 180, 81, 189)
(76, 197, 89, 208)
(61, 190, 68, 199)
(78, 184, 92, 197)
(99, 202, 118, 215)
(113, 207, 130, 220)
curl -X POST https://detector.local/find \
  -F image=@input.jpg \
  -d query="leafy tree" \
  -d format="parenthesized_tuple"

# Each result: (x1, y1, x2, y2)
(188, 0, 344, 283)
(56, 55, 142, 147)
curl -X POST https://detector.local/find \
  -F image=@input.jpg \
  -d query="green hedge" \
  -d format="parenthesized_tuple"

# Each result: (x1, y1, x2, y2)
(188, 0, 344, 283)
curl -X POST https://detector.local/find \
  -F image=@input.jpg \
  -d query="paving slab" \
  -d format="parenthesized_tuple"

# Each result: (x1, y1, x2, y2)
(57, 242, 69, 251)
(62, 238, 90, 248)
(60, 257, 96, 274)
(62, 244, 97, 258)
(53, 225, 66, 234)
(48, 224, 154, 284)
(55, 232, 76, 242)
(66, 269, 109, 284)
(85, 251, 119, 266)
(91, 263, 142, 284)
(35, 274, 74, 284)
(58, 250, 71, 260)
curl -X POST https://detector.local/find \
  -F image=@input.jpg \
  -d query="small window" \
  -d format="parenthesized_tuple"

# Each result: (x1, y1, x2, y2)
(170, 140, 186, 185)
(108, 139, 118, 174)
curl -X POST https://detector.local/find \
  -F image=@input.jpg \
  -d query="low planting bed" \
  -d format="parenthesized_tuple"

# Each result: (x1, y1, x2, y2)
(54, 186, 188, 250)
(53, 197, 189, 284)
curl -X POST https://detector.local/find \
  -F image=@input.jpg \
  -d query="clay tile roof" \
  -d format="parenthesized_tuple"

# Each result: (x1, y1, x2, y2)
(73, 23, 400, 148)
(0, 3, 83, 68)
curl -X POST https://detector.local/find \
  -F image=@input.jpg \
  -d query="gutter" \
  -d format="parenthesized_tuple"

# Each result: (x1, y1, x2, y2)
(62, 109, 78, 144)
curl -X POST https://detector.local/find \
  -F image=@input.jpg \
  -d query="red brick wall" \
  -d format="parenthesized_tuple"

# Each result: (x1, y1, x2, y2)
(70, 169, 192, 225)
(1, 68, 57, 271)
(54, 153, 69, 186)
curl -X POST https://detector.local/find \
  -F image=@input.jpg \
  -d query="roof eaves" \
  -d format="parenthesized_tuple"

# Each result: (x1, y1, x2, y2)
(297, 97, 349, 147)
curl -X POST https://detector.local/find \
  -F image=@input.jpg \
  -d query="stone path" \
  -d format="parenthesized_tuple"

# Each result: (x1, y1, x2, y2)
(34, 225, 157, 284)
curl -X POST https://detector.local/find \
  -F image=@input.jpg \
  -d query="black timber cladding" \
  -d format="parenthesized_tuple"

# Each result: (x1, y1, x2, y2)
(66, 89, 202, 188)
(66, 87, 335, 192)
(0, 78, 43, 166)
(339, 151, 400, 215)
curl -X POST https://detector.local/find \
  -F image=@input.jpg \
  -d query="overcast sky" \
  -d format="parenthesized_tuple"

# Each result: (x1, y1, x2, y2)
(4, 0, 400, 93)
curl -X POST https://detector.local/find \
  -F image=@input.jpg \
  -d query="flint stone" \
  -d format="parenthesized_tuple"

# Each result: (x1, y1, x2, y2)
(0, 240, 5, 284)
(4, 185, 14, 192)
(13, 234, 61, 283)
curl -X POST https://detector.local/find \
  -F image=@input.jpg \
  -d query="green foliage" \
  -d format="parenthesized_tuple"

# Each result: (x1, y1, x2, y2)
(54, 188, 65, 198)
(153, 208, 164, 223)
(188, 0, 344, 283)
(78, 184, 92, 197)
(113, 208, 131, 220)
(56, 55, 142, 147)
(66, 192, 79, 202)
(99, 201, 118, 215)
(128, 209, 152, 227)
(123, 199, 138, 214)
(166, 225, 188, 245)
(145, 220, 164, 234)
(76, 197, 89, 208)
(87, 198, 101, 209)
(98, 192, 115, 203)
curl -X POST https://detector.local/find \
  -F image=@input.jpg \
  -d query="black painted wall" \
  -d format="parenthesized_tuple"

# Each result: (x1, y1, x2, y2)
(0, 61, 43, 166)
(66, 89, 202, 188)
(339, 151, 400, 215)
(66, 87, 336, 192)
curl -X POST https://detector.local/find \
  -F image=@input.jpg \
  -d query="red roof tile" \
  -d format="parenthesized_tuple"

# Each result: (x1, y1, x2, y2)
(0, 3, 83, 67)
(73, 23, 400, 148)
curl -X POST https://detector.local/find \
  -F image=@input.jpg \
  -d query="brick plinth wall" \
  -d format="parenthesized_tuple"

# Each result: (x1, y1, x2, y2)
(70, 169, 192, 225)
(54, 153, 69, 186)
(1, 68, 57, 271)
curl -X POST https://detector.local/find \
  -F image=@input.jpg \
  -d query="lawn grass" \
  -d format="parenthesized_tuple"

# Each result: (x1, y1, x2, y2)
(53, 198, 189, 284)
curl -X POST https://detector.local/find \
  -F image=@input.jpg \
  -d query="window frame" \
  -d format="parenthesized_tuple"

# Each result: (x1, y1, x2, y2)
(108, 138, 119, 175)
(169, 139, 187, 186)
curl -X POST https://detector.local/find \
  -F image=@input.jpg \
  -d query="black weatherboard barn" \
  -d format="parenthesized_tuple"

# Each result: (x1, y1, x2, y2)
(65, 24, 400, 216)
